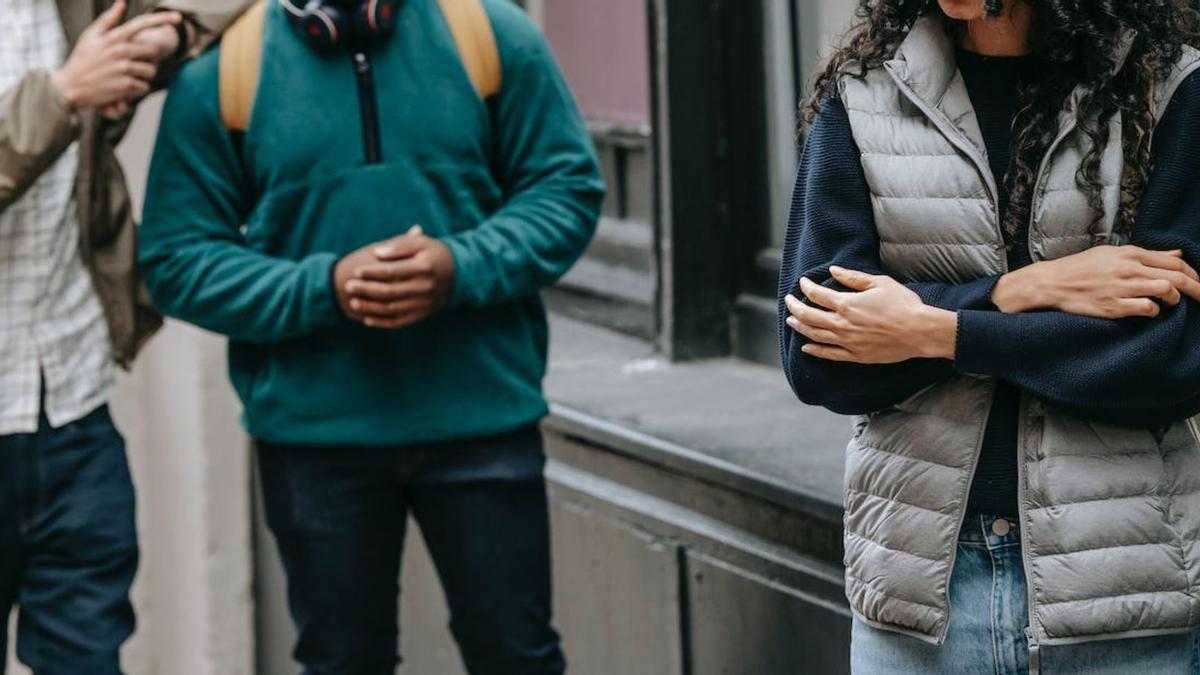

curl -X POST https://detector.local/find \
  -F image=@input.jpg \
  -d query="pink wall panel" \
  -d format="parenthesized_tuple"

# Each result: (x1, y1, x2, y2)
(542, 0, 651, 127)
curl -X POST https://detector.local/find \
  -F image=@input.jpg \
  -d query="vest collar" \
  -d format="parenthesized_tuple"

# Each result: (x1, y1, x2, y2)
(883, 14, 991, 177)
(888, 14, 1138, 120)
(885, 14, 958, 113)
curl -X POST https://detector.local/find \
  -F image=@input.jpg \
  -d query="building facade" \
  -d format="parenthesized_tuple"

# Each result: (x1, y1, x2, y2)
(9, 1, 861, 673)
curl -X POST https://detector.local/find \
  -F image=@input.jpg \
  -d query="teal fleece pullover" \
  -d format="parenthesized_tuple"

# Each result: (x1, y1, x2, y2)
(139, 0, 605, 446)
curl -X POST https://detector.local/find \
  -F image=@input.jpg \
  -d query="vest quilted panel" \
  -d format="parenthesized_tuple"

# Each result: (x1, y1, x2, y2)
(1023, 497, 1179, 557)
(845, 65, 1004, 284)
(1037, 594, 1194, 640)
(1030, 114, 1125, 260)
(835, 13, 1200, 647)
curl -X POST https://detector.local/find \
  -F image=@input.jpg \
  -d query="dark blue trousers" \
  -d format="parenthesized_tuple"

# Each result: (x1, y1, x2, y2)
(0, 406, 138, 675)
(257, 426, 565, 675)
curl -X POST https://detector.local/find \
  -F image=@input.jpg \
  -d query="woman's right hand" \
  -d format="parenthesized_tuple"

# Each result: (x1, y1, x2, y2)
(993, 245, 1200, 319)
(50, 2, 182, 117)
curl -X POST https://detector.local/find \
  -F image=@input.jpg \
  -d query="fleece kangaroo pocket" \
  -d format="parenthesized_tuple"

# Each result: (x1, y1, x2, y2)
(244, 162, 495, 259)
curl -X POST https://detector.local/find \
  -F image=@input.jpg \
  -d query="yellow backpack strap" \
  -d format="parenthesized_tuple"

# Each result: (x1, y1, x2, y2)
(437, 0, 502, 99)
(219, 0, 269, 133)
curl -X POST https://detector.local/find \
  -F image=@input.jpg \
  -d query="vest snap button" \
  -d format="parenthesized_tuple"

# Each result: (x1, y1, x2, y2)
(992, 518, 1012, 537)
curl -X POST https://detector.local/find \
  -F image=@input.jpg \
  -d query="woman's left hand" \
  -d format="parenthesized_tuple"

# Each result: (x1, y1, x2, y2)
(784, 266, 958, 364)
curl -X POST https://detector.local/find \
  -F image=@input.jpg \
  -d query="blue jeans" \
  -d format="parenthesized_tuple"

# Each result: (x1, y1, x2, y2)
(257, 426, 564, 675)
(0, 406, 138, 675)
(852, 514, 1199, 675)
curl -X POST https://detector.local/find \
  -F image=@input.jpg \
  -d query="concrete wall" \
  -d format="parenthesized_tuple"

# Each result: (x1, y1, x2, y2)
(115, 93, 257, 675)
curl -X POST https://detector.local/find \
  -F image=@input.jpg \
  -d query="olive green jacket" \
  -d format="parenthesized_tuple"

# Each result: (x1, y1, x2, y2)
(0, 0, 252, 367)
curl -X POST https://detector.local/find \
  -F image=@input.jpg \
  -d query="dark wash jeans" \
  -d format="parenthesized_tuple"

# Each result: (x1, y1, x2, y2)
(256, 426, 565, 675)
(0, 406, 138, 675)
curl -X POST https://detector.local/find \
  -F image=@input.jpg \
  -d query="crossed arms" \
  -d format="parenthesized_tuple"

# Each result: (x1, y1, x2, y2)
(780, 89, 1200, 426)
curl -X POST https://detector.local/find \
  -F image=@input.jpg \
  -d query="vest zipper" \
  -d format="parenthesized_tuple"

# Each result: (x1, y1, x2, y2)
(1026, 118, 1080, 260)
(1024, 626, 1041, 675)
(1017, 393, 1041, 675)
(884, 63, 1004, 646)
(352, 50, 382, 165)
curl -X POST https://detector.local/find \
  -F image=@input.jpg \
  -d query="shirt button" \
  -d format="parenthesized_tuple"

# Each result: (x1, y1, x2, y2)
(992, 518, 1012, 537)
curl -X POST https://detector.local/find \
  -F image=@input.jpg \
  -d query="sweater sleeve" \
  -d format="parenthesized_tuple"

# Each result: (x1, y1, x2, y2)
(138, 52, 344, 343)
(441, 1, 605, 309)
(954, 71, 1200, 425)
(778, 98, 999, 415)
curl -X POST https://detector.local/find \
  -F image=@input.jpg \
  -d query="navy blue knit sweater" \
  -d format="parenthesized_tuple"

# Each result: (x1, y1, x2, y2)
(779, 55, 1200, 518)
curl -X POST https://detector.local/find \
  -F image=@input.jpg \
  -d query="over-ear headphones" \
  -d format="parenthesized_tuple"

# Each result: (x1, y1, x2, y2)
(280, 0, 401, 48)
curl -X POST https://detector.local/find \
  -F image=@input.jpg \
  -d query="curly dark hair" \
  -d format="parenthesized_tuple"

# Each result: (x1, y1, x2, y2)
(805, 0, 1200, 242)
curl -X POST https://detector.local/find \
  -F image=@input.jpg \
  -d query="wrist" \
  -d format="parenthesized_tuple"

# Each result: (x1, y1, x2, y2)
(993, 265, 1049, 313)
(49, 68, 81, 109)
(914, 306, 958, 360)
(331, 256, 352, 318)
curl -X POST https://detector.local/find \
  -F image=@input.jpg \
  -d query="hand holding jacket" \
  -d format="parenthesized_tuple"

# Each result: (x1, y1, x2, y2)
(0, 0, 257, 367)
(0, 0, 254, 213)
(50, 3, 183, 118)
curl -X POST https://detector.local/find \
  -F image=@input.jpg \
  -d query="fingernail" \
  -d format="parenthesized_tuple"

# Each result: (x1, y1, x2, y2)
(350, 300, 361, 310)
(801, 344, 813, 354)
(374, 247, 390, 257)
(830, 265, 844, 273)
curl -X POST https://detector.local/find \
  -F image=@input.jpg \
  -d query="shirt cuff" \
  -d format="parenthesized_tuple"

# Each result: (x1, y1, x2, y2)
(29, 69, 80, 136)
(442, 235, 488, 310)
(912, 275, 1003, 312)
(954, 309, 1008, 376)
(305, 252, 346, 329)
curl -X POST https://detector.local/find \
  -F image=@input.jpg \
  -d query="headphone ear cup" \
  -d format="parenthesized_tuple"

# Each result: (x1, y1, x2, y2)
(354, 0, 398, 38)
(301, 0, 350, 47)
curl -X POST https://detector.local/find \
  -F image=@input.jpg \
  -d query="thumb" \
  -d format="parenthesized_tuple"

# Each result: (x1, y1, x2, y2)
(373, 231, 426, 260)
(829, 265, 876, 291)
(93, 1, 127, 34)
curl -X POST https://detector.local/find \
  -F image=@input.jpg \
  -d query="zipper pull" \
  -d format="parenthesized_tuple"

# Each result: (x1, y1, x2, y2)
(1025, 626, 1041, 675)
(353, 51, 369, 73)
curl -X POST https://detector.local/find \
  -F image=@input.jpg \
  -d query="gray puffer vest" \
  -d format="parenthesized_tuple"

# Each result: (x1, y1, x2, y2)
(837, 13, 1200, 658)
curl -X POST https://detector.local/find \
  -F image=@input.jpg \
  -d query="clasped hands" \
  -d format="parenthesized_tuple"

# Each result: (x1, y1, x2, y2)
(50, 1, 185, 120)
(333, 226, 457, 330)
(785, 245, 1200, 365)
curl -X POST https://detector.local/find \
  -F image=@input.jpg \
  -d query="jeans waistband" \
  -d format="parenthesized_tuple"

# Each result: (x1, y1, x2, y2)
(959, 513, 1022, 549)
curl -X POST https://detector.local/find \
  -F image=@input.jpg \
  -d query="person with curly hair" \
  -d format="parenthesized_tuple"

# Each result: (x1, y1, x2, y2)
(779, 0, 1200, 672)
